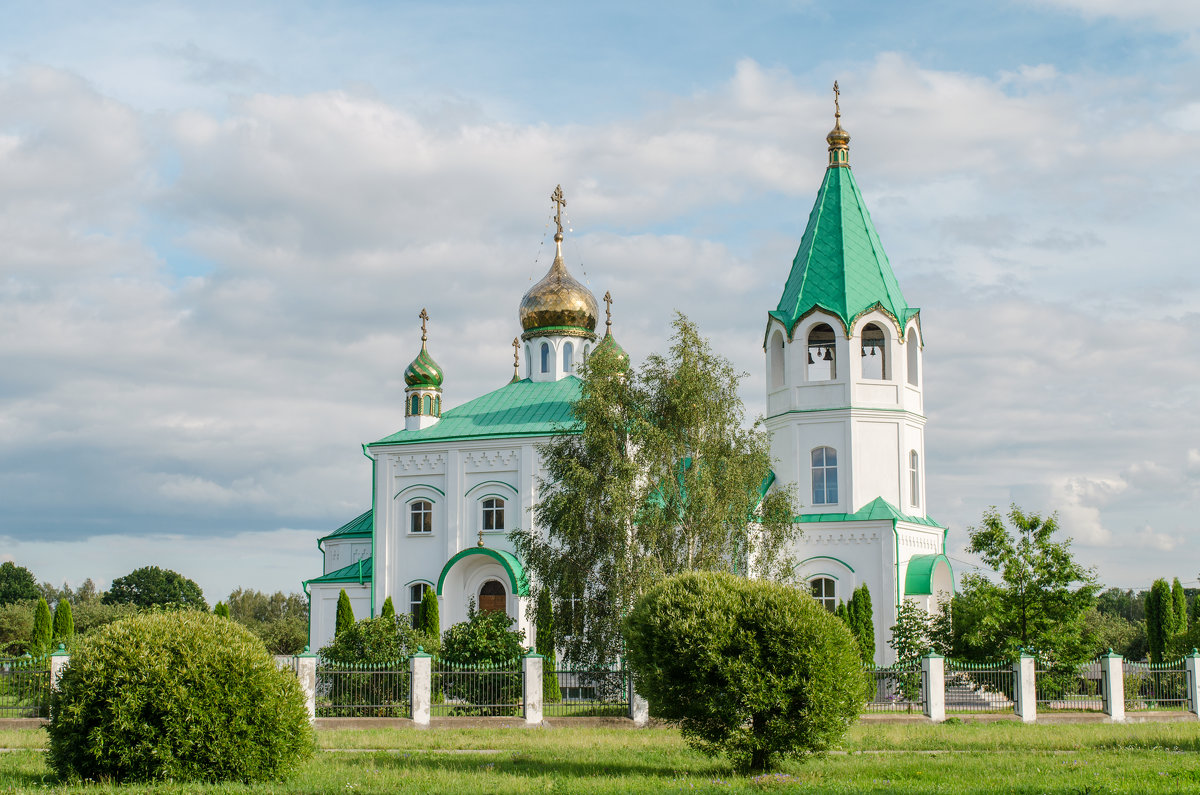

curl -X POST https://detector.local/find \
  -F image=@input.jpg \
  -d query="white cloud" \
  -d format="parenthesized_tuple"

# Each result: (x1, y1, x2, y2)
(1027, 0, 1200, 31)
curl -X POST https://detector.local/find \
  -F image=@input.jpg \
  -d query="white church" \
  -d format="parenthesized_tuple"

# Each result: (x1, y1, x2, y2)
(305, 102, 954, 664)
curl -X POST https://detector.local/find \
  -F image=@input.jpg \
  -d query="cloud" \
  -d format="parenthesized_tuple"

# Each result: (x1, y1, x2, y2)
(1027, 0, 1200, 31)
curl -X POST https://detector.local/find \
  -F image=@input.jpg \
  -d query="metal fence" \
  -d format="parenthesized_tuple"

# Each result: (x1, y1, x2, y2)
(432, 658, 523, 717)
(1035, 660, 1103, 711)
(315, 662, 411, 718)
(0, 655, 51, 718)
(1125, 659, 1191, 711)
(544, 666, 629, 717)
(274, 655, 301, 676)
(945, 660, 1015, 713)
(863, 665, 926, 713)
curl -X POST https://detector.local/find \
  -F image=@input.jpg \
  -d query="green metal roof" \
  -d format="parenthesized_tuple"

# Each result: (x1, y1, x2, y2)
(369, 376, 582, 447)
(770, 165, 920, 340)
(904, 553, 955, 596)
(306, 556, 372, 586)
(318, 509, 373, 543)
(436, 547, 529, 597)
(796, 496, 944, 529)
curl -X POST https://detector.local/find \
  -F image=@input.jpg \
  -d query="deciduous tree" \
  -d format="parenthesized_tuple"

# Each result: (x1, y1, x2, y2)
(0, 562, 39, 606)
(103, 566, 207, 610)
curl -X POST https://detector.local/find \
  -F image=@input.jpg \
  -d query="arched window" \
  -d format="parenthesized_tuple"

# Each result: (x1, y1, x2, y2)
(563, 341, 574, 372)
(811, 447, 838, 505)
(807, 324, 836, 380)
(861, 323, 887, 380)
(907, 332, 919, 386)
(769, 330, 785, 389)
(422, 394, 432, 414)
(540, 342, 550, 373)
(434, 397, 441, 415)
(409, 500, 433, 534)
(410, 395, 420, 415)
(909, 450, 920, 508)
(409, 583, 431, 629)
(482, 497, 505, 531)
(810, 577, 836, 612)
(583, 344, 590, 360)
(479, 579, 507, 614)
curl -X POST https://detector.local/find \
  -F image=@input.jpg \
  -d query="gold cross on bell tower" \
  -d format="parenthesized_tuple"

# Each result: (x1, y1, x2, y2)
(551, 184, 566, 241)
(511, 337, 520, 381)
(419, 308, 429, 345)
(833, 80, 841, 121)
(603, 290, 613, 333)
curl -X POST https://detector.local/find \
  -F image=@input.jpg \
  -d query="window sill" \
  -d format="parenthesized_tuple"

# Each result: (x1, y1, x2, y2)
(406, 532, 435, 538)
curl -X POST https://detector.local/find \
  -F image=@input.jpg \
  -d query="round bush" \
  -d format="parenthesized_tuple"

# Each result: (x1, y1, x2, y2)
(623, 571, 865, 772)
(48, 611, 313, 783)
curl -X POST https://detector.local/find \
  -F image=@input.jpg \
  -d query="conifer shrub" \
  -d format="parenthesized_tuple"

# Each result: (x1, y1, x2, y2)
(380, 596, 396, 620)
(213, 601, 230, 618)
(31, 598, 52, 655)
(48, 611, 313, 784)
(419, 587, 440, 638)
(335, 589, 354, 636)
(52, 600, 74, 645)
(624, 571, 864, 772)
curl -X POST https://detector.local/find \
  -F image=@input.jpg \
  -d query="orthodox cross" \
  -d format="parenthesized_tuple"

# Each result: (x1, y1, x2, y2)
(511, 337, 520, 378)
(833, 81, 841, 121)
(603, 290, 613, 332)
(551, 184, 566, 240)
(419, 308, 429, 344)
(478, 528, 485, 548)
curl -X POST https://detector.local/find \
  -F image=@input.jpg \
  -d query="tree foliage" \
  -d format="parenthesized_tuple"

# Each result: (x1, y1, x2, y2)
(514, 314, 798, 668)
(963, 505, 1097, 666)
(103, 566, 207, 610)
(380, 596, 395, 620)
(319, 615, 425, 665)
(888, 599, 932, 701)
(335, 590, 354, 637)
(1171, 578, 1188, 637)
(31, 598, 52, 655)
(535, 588, 562, 701)
(214, 602, 230, 618)
(48, 611, 312, 783)
(225, 589, 309, 655)
(418, 588, 440, 639)
(52, 599, 74, 645)
(439, 602, 526, 666)
(847, 585, 874, 664)
(1146, 578, 1173, 664)
(0, 562, 39, 606)
(624, 571, 864, 773)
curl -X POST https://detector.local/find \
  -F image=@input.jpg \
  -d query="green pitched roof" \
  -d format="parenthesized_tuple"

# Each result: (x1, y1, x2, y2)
(797, 496, 943, 529)
(770, 165, 919, 339)
(369, 376, 582, 447)
(306, 556, 372, 585)
(318, 509, 373, 543)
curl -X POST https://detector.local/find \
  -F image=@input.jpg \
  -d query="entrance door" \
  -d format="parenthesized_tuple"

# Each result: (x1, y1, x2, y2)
(478, 580, 507, 614)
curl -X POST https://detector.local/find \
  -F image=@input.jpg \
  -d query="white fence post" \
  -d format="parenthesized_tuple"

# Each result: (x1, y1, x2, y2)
(1185, 649, 1200, 718)
(1100, 649, 1124, 722)
(1014, 651, 1037, 723)
(410, 648, 432, 727)
(522, 650, 543, 726)
(48, 644, 70, 691)
(295, 648, 317, 723)
(629, 671, 649, 727)
(922, 652, 945, 723)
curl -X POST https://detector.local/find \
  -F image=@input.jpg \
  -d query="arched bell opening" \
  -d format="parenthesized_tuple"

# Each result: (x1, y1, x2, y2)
(807, 323, 836, 381)
(861, 323, 887, 380)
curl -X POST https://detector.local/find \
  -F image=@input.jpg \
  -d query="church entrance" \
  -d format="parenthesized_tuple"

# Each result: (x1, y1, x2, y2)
(478, 579, 507, 614)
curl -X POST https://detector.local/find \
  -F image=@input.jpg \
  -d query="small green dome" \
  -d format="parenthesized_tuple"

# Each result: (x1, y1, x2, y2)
(404, 345, 443, 388)
(595, 331, 629, 369)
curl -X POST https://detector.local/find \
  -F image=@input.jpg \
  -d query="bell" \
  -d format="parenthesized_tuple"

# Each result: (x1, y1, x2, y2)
(870, 346, 877, 356)
(824, 347, 833, 361)
(807, 351, 815, 365)
(861, 345, 867, 356)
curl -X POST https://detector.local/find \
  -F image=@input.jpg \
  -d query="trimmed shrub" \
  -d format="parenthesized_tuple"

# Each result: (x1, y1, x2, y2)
(48, 611, 313, 783)
(624, 571, 864, 772)
(335, 589, 354, 636)
(319, 615, 424, 665)
(52, 599, 74, 645)
(380, 596, 396, 620)
(849, 585, 875, 664)
(31, 598, 52, 655)
(419, 588, 440, 638)
(439, 603, 526, 716)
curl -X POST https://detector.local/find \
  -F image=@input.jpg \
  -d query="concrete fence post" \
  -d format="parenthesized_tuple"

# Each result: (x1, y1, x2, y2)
(295, 647, 318, 723)
(410, 647, 432, 727)
(629, 669, 649, 727)
(1014, 651, 1037, 723)
(922, 652, 945, 723)
(522, 650, 543, 726)
(1185, 649, 1200, 718)
(49, 644, 69, 691)
(1100, 649, 1124, 723)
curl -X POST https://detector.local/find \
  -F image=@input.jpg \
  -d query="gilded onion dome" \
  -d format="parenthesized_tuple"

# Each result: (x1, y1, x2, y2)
(826, 80, 850, 168)
(519, 185, 598, 337)
(404, 309, 444, 388)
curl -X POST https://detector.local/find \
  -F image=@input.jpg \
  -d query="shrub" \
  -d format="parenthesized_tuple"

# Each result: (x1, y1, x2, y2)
(624, 571, 865, 772)
(319, 615, 425, 665)
(439, 603, 526, 716)
(48, 611, 313, 783)
(31, 598, 52, 655)
(52, 600, 74, 644)
(335, 589, 354, 636)
(214, 601, 230, 618)
(380, 596, 395, 620)
(419, 588, 440, 637)
(0, 601, 35, 655)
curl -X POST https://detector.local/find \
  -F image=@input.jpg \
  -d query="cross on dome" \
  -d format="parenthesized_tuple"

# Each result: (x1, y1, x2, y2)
(551, 184, 566, 242)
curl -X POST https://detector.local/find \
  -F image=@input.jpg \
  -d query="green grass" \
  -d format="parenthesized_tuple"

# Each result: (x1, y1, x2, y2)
(3, 722, 1200, 792)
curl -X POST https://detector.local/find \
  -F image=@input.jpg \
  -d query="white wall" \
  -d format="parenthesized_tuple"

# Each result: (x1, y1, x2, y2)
(309, 582, 371, 653)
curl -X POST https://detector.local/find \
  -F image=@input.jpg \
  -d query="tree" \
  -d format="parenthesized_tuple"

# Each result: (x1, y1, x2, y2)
(624, 571, 864, 773)
(888, 599, 931, 703)
(514, 314, 799, 668)
(319, 615, 423, 665)
(103, 566, 207, 610)
(380, 596, 395, 620)
(0, 562, 39, 606)
(224, 589, 309, 655)
(418, 587, 440, 640)
(1172, 578, 1188, 637)
(213, 602, 229, 618)
(31, 597, 52, 655)
(535, 588, 562, 701)
(53, 599, 74, 645)
(1192, 592, 1200, 631)
(335, 590, 354, 637)
(964, 505, 1097, 666)
(1146, 578, 1172, 663)
(847, 585, 874, 664)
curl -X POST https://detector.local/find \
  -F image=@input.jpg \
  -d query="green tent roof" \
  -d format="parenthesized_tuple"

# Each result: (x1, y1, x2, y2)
(796, 496, 943, 529)
(369, 376, 582, 447)
(306, 556, 372, 586)
(770, 165, 919, 340)
(318, 509, 373, 543)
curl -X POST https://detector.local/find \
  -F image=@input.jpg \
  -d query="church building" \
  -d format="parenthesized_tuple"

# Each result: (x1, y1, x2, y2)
(304, 94, 953, 664)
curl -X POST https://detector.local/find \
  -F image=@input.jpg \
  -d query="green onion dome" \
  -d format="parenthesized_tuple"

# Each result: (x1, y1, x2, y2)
(404, 344, 443, 388)
(595, 330, 629, 369)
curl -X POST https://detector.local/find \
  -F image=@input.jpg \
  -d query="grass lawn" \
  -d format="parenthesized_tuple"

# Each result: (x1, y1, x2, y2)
(2, 721, 1200, 793)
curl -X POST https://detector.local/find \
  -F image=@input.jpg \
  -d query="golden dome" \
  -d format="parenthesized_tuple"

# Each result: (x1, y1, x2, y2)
(518, 239, 598, 336)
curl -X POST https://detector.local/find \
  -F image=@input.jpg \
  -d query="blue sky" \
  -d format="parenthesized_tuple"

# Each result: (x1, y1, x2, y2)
(1, 0, 1198, 602)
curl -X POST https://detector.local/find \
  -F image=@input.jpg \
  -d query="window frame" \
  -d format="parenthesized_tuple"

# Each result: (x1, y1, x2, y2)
(810, 577, 836, 612)
(810, 446, 839, 506)
(540, 342, 550, 373)
(408, 582, 432, 628)
(408, 499, 434, 535)
(482, 496, 506, 531)
(909, 450, 920, 508)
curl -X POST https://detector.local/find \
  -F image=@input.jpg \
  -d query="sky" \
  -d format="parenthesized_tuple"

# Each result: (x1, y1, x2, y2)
(1, 0, 1198, 603)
